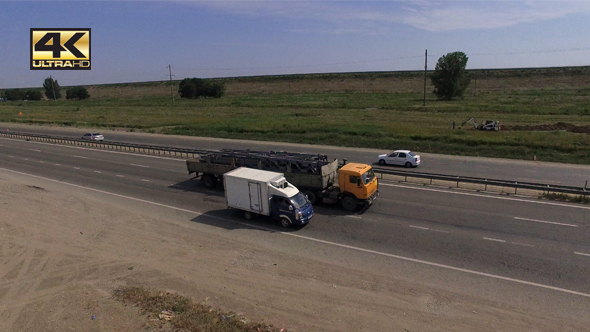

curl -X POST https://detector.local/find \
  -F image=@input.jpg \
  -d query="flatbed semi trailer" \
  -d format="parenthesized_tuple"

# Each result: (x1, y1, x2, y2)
(186, 149, 378, 211)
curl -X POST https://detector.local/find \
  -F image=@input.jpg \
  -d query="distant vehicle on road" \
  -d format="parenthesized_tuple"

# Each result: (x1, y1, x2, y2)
(377, 150, 420, 168)
(82, 133, 104, 141)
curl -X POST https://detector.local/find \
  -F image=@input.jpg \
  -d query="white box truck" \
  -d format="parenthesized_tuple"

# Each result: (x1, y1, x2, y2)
(223, 167, 314, 228)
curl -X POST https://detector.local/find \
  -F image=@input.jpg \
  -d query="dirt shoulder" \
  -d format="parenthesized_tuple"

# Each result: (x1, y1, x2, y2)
(0, 171, 586, 331)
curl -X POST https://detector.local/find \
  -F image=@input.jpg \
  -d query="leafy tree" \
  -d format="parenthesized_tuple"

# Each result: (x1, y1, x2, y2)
(430, 51, 471, 100)
(3, 89, 25, 101)
(179, 78, 225, 99)
(25, 89, 42, 100)
(2, 89, 43, 101)
(66, 86, 90, 100)
(43, 77, 62, 100)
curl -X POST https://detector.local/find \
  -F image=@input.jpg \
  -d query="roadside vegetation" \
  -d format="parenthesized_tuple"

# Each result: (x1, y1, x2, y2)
(539, 192, 590, 204)
(1, 67, 590, 164)
(113, 286, 284, 332)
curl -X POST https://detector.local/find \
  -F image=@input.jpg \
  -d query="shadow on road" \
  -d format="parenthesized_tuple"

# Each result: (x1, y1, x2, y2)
(189, 209, 307, 233)
(170, 178, 370, 221)
(168, 178, 225, 197)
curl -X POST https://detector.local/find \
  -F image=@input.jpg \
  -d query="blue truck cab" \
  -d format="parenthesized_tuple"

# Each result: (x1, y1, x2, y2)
(270, 191, 314, 227)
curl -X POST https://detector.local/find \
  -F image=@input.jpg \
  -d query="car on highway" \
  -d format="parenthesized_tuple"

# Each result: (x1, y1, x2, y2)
(81, 133, 104, 141)
(376, 150, 420, 168)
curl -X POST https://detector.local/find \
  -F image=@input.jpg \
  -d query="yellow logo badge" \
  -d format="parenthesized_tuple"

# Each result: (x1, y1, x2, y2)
(31, 28, 91, 70)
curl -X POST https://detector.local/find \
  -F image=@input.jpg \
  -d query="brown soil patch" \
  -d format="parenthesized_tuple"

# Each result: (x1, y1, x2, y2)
(502, 122, 590, 134)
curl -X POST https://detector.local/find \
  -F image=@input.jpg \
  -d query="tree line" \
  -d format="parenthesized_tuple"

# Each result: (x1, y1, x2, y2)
(1, 53, 470, 101)
(1, 77, 90, 101)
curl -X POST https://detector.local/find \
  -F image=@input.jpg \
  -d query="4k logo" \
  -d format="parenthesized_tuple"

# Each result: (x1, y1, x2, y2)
(30, 29, 91, 70)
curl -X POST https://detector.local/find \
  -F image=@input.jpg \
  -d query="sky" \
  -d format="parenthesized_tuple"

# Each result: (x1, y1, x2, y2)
(1, 0, 590, 89)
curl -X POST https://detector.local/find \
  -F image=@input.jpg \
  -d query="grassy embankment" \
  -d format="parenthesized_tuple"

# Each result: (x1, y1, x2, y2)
(113, 286, 283, 331)
(1, 68, 590, 164)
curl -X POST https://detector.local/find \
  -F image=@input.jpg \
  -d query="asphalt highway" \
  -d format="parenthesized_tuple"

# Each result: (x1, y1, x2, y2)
(2, 123, 590, 187)
(2, 134, 590, 324)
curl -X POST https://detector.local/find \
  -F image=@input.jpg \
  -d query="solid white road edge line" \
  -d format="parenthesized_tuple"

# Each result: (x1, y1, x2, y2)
(514, 217, 578, 228)
(2, 166, 590, 299)
(381, 183, 590, 210)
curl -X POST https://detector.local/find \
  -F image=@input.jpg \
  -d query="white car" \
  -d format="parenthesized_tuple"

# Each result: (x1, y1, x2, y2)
(377, 150, 420, 167)
(82, 133, 104, 141)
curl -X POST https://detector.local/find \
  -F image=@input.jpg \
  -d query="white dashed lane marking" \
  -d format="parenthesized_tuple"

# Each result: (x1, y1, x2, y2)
(409, 225, 449, 234)
(574, 252, 590, 257)
(514, 217, 577, 228)
(131, 163, 150, 168)
(30, 149, 41, 152)
(409, 225, 429, 230)
(512, 242, 535, 247)
(483, 237, 506, 243)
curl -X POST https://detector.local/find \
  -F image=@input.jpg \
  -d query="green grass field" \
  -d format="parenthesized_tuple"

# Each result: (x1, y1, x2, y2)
(2, 67, 590, 164)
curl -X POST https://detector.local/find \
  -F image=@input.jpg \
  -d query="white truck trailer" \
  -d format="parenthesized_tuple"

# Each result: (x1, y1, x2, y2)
(223, 167, 314, 228)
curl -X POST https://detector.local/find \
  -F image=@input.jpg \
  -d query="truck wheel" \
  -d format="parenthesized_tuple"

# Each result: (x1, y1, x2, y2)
(341, 195, 357, 212)
(280, 217, 292, 228)
(244, 211, 254, 220)
(379, 159, 386, 165)
(201, 174, 217, 189)
(305, 190, 320, 205)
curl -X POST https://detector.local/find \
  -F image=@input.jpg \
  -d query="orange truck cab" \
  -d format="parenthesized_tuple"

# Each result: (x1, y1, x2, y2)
(335, 162, 379, 211)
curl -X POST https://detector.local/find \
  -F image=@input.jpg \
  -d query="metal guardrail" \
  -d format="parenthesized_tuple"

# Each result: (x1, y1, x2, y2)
(0, 130, 217, 159)
(372, 167, 589, 196)
(2, 130, 588, 197)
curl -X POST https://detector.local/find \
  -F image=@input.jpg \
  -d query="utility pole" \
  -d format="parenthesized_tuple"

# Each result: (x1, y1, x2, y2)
(423, 49, 427, 107)
(168, 64, 175, 103)
(50, 75, 57, 101)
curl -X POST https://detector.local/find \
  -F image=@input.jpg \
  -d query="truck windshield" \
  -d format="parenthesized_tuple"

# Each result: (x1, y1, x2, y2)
(290, 192, 309, 209)
(362, 169, 376, 185)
